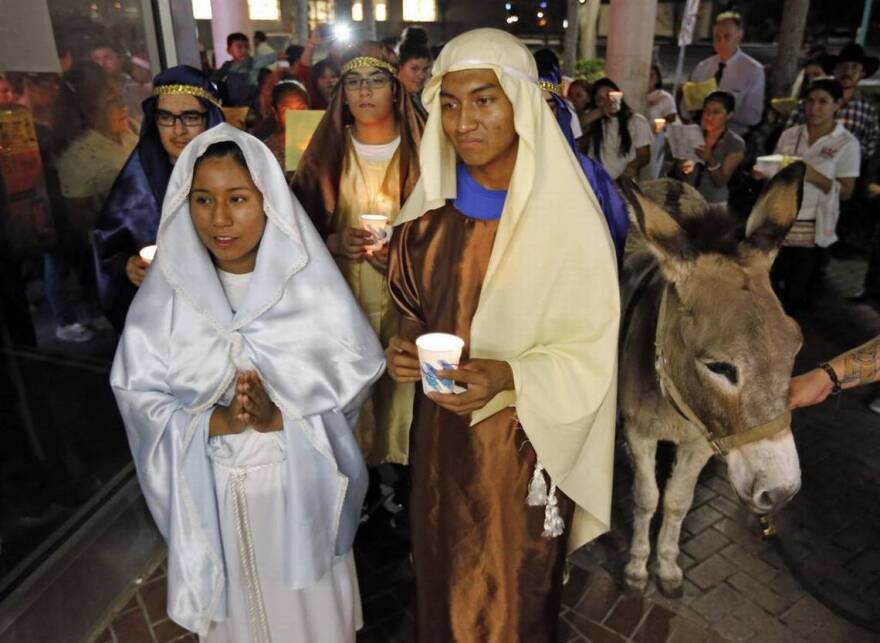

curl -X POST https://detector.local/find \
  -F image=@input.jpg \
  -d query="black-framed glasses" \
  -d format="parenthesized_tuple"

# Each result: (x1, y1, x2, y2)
(343, 75, 391, 91)
(155, 109, 207, 127)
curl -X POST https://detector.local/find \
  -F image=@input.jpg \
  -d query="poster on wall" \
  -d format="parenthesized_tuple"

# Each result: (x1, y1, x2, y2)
(0, 0, 61, 73)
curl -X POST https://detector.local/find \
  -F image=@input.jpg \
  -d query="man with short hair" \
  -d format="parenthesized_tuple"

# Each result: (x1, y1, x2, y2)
(687, 11, 765, 136)
(385, 28, 619, 642)
(253, 30, 275, 58)
(212, 32, 276, 106)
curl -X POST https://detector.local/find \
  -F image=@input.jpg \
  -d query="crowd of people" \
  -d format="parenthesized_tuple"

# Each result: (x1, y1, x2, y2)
(3, 9, 880, 643)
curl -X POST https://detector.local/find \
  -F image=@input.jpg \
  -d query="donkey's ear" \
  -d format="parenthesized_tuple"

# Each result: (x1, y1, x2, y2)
(619, 177, 696, 282)
(744, 162, 806, 258)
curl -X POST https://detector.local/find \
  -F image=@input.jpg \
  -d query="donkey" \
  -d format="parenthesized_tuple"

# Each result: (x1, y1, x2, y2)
(616, 163, 806, 597)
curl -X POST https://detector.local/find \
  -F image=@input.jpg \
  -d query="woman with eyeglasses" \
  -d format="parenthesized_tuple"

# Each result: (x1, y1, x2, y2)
(293, 42, 424, 484)
(92, 65, 225, 332)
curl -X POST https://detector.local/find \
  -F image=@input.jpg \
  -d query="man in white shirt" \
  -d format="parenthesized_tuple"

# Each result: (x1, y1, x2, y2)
(688, 11, 765, 137)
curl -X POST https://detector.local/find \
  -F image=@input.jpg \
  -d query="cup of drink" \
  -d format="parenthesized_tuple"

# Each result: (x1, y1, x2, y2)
(139, 244, 157, 265)
(359, 214, 391, 255)
(415, 333, 465, 395)
(608, 91, 624, 112)
(654, 118, 666, 133)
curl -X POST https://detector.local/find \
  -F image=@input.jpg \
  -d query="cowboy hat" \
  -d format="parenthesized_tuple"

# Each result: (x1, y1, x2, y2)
(820, 42, 879, 78)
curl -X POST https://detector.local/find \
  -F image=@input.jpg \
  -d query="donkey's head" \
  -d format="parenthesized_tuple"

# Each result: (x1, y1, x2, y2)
(621, 164, 806, 514)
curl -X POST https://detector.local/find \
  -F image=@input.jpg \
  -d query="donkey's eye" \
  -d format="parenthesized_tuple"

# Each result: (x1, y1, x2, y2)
(705, 361, 738, 385)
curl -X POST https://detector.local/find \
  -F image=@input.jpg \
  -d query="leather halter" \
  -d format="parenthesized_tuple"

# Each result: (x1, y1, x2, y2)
(654, 285, 791, 456)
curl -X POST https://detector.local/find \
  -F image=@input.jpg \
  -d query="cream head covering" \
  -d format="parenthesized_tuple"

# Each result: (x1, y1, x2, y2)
(399, 29, 620, 552)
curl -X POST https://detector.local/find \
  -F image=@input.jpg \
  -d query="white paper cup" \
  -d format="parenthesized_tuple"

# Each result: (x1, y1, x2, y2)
(139, 245, 157, 264)
(755, 154, 786, 179)
(359, 214, 391, 254)
(416, 333, 465, 395)
(609, 91, 623, 111)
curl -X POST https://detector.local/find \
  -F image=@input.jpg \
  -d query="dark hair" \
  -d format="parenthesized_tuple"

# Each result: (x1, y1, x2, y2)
(533, 48, 561, 71)
(398, 27, 431, 66)
(704, 89, 736, 113)
(257, 67, 272, 87)
(806, 76, 844, 102)
(313, 58, 341, 80)
(227, 33, 248, 47)
(54, 62, 118, 151)
(254, 30, 267, 43)
(589, 77, 634, 159)
(285, 44, 305, 65)
(193, 141, 250, 176)
(651, 63, 663, 90)
(271, 79, 310, 109)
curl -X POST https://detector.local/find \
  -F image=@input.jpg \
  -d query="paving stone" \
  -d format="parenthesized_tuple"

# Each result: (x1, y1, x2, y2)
(574, 572, 621, 622)
(692, 484, 718, 508)
(152, 618, 190, 643)
(713, 614, 755, 642)
(566, 610, 627, 643)
(719, 544, 778, 586)
(665, 614, 715, 643)
(632, 605, 676, 643)
(765, 570, 805, 603)
(703, 475, 737, 502)
(689, 584, 747, 623)
(681, 529, 731, 562)
(683, 505, 724, 535)
(108, 608, 153, 643)
(603, 594, 649, 638)
(725, 571, 792, 615)
(708, 496, 746, 522)
(687, 554, 738, 590)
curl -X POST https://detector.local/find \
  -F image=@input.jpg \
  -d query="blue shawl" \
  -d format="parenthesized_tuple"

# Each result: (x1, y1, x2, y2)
(93, 65, 224, 332)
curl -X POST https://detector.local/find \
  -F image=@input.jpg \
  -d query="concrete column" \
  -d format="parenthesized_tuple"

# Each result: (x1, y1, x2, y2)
(562, 0, 580, 75)
(210, 0, 253, 66)
(363, 0, 377, 40)
(294, 0, 309, 44)
(605, 0, 657, 115)
(578, 0, 600, 61)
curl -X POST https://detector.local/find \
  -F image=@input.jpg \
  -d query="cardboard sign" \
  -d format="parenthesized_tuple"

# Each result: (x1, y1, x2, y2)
(284, 110, 325, 171)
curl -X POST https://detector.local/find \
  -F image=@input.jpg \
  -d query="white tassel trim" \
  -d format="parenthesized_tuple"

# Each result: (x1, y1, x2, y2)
(525, 461, 565, 539)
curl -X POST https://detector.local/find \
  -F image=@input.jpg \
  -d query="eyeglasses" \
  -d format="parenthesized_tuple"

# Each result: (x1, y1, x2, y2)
(343, 75, 391, 91)
(155, 109, 207, 127)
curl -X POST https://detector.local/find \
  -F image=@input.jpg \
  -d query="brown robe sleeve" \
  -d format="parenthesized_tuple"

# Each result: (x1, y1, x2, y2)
(388, 220, 425, 342)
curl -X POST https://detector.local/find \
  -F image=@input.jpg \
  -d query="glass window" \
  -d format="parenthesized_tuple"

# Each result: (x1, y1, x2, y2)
(352, 1, 388, 22)
(310, 0, 336, 28)
(0, 0, 157, 597)
(403, 0, 437, 21)
(190, 0, 280, 21)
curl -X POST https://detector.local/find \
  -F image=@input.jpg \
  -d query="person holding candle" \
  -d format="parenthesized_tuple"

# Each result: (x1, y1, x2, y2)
(765, 77, 860, 313)
(111, 124, 384, 640)
(293, 42, 424, 471)
(582, 77, 652, 180)
(672, 90, 745, 206)
(385, 29, 619, 641)
(643, 63, 677, 180)
(92, 66, 224, 332)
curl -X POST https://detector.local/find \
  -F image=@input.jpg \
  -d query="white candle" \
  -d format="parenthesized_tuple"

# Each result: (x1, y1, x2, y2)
(139, 245, 157, 264)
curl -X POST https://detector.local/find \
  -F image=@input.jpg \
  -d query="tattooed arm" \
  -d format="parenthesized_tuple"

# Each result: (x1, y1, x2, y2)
(790, 335, 880, 409)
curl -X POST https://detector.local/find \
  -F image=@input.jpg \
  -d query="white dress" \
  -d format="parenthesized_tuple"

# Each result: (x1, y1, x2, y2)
(204, 269, 363, 643)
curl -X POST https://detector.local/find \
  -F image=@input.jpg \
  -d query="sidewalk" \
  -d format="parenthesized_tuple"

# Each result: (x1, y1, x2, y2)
(90, 255, 879, 643)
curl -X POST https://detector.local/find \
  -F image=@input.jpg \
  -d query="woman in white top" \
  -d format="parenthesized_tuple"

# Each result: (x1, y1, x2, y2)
(111, 125, 385, 640)
(642, 63, 677, 180)
(765, 77, 860, 312)
(582, 77, 652, 180)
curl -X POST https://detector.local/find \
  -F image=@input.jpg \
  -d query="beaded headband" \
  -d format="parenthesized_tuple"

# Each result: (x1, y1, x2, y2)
(539, 80, 562, 96)
(341, 56, 398, 76)
(152, 84, 222, 108)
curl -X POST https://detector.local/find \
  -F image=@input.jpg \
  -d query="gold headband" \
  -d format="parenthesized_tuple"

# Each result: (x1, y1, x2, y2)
(152, 84, 222, 108)
(539, 80, 562, 96)
(341, 56, 397, 76)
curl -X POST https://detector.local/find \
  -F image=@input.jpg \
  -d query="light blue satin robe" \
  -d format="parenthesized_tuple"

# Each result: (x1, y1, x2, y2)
(110, 125, 385, 635)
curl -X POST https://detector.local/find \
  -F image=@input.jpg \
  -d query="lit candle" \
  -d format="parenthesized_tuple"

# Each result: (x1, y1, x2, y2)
(139, 245, 157, 264)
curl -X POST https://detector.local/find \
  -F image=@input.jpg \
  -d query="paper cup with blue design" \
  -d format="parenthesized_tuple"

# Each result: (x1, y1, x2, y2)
(359, 214, 391, 255)
(416, 333, 465, 395)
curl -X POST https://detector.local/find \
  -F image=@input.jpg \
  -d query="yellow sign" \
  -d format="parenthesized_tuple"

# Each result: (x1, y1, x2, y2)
(222, 106, 250, 129)
(770, 97, 798, 117)
(285, 110, 325, 171)
(681, 77, 717, 112)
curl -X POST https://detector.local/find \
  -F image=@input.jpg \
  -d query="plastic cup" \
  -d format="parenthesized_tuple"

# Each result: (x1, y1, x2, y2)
(608, 91, 623, 111)
(139, 245, 157, 265)
(654, 118, 666, 132)
(359, 214, 391, 254)
(755, 154, 785, 179)
(416, 333, 465, 395)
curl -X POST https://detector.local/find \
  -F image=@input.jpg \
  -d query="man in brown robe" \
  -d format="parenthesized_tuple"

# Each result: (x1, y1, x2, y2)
(386, 29, 620, 642)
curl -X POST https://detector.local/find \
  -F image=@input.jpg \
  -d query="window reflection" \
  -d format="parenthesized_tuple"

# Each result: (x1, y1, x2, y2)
(0, 0, 153, 594)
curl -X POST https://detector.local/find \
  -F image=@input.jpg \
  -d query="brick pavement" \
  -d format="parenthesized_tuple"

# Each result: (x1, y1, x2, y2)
(87, 258, 880, 643)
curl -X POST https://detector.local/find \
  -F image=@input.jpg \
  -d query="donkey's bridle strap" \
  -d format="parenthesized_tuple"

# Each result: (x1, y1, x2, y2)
(654, 286, 790, 456)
